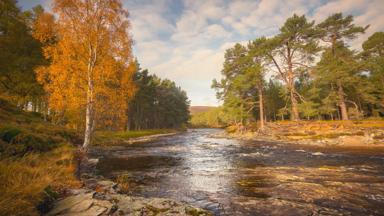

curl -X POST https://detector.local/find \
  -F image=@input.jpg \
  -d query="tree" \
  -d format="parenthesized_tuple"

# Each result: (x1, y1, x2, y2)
(213, 43, 265, 128)
(264, 79, 285, 121)
(34, 0, 135, 150)
(0, 0, 45, 107)
(127, 66, 190, 130)
(317, 13, 368, 120)
(362, 32, 384, 116)
(190, 107, 231, 128)
(315, 43, 364, 119)
(260, 15, 319, 120)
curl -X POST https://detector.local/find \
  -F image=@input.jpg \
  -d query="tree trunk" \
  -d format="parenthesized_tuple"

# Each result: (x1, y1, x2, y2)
(337, 82, 349, 120)
(287, 46, 300, 121)
(82, 54, 95, 150)
(258, 88, 264, 130)
(82, 83, 94, 150)
(290, 87, 300, 121)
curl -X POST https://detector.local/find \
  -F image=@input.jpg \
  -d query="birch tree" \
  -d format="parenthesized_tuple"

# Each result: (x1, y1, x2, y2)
(34, 0, 135, 150)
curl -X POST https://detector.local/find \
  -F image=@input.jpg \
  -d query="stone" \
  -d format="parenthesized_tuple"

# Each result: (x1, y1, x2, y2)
(67, 199, 93, 213)
(62, 205, 107, 216)
(97, 180, 115, 187)
(88, 158, 99, 164)
(311, 152, 325, 156)
(47, 193, 93, 215)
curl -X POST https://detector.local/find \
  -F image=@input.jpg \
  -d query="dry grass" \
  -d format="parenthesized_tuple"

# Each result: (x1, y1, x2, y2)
(115, 174, 130, 193)
(93, 129, 178, 146)
(0, 145, 80, 216)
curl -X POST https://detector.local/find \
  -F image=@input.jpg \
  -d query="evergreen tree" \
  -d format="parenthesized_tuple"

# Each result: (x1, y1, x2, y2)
(259, 15, 319, 120)
(316, 13, 368, 120)
(212, 43, 265, 128)
(127, 66, 190, 130)
(362, 32, 384, 116)
(0, 0, 45, 107)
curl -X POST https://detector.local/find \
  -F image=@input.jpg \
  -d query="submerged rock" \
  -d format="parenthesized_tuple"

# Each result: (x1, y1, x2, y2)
(311, 152, 325, 156)
(46, 181, 212, 216)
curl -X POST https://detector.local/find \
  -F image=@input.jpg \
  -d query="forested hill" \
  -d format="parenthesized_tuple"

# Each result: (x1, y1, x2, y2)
(190, 106, 216, 114)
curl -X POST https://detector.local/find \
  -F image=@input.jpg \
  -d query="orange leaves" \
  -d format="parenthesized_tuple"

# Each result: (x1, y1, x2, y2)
(33, 0, 135, 130)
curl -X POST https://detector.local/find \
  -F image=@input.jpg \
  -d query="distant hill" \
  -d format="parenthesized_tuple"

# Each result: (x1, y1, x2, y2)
(189, 106, 216, 114)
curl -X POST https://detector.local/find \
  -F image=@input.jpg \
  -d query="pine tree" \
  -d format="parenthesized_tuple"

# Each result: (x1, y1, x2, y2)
(259, 15, 319, 120)
(0, 0, 45, 106)
(316, 13, 368, 120)
(362, 32, 384, 115)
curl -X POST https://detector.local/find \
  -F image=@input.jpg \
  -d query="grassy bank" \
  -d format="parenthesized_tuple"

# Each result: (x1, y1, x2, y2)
(0, 145, 80, 215)
(227, 120, 384, 147)
(93, 128, 180, 146)
(0, 99, 80, 215)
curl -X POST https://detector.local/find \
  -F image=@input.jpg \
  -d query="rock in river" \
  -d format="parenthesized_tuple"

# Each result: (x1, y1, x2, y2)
(46, 182, 212, 216)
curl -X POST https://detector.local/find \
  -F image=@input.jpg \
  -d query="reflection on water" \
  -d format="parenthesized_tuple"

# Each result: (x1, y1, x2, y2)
(92, 129, 384, 215)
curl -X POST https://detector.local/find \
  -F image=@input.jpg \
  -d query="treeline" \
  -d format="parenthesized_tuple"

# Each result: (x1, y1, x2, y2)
(0, 0, 189, 149)
(127, 66, 190, 130)
(213, 13, 384, 129)
(190, 107, 231, 128)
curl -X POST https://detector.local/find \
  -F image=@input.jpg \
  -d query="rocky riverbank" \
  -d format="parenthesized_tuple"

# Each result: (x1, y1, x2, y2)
(46, 158, 212, 216)
(219, 120, 384, 148)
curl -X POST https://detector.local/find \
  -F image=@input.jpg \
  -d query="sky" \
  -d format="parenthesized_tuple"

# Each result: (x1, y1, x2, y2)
(19, 0, 384, 106)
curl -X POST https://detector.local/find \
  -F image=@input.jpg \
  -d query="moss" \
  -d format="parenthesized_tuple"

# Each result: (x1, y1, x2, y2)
(0, 125, 22, 143)
(185, 206, 210, 216)
(0, 100, 81, 156)
(145, 204, 170, 215)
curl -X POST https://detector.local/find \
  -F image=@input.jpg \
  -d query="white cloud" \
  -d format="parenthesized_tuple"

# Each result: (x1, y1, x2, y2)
(123, 0, 384, 106)
(311, 0, 384, 50)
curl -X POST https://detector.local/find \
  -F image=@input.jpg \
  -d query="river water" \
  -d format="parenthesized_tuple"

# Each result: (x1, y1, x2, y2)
(92, 129, 384, 215)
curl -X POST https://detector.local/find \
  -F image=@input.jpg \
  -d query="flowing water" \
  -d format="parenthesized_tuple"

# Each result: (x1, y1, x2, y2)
(92, 129, 384, 215)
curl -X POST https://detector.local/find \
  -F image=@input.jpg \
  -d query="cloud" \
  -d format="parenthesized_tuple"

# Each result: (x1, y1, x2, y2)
(17, 0, 384, 105)
(311, 0, 384, 50)
(122, 0, 384, 106)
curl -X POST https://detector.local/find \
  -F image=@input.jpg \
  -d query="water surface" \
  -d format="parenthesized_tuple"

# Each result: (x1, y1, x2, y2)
(92, 129, 384, 215)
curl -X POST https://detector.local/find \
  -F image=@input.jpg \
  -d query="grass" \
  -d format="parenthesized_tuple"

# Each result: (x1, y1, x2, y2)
(0, 98, 81, 157)
(0, 98, 81, 215)
(0, 145, 80, 216)
(93, 128, 179, 146)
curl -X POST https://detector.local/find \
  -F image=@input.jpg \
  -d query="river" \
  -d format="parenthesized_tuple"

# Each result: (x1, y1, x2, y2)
(91, 128, 384, 215)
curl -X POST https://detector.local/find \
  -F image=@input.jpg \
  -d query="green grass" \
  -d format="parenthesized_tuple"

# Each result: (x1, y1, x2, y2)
(0, 98, 81, 156)
(93, 128, 179, 146)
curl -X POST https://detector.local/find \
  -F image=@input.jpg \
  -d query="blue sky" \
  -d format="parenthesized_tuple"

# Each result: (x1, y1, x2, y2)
(19, 0, 384, 106)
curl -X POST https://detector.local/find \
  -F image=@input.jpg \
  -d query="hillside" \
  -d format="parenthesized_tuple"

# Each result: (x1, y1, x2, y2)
(0, 98, 80, 215)
(189, 106, 216, 115)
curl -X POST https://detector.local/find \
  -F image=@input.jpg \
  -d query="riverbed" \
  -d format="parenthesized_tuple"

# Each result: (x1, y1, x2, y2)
(91, 129, 384, 215)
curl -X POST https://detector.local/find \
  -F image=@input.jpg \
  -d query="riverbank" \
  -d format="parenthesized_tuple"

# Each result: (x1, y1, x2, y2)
(223, 120, 384, 148)
(45, 163, 212, 216)
(93, 129, 182, 146)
